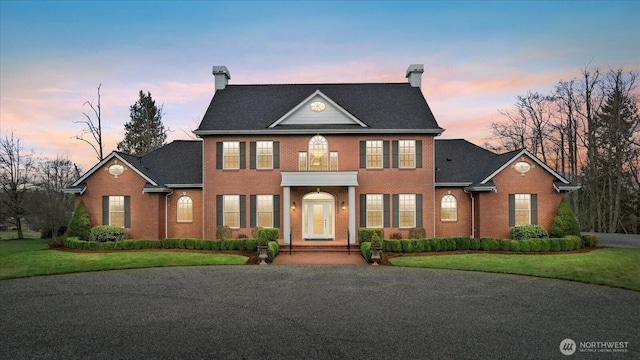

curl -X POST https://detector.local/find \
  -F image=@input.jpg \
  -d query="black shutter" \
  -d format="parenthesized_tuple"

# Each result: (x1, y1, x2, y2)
(392, 141, 399, 168)
(273, 194, 280, 228)
(216, 142, 223, 169)
(383, 194, 390, 227)
(415, 194, 422, 227)
(102, 196, 109, 225)
(393, 194, 399, 227)
(508, 194, 515, 227)
(124, 196, 131, 228)
(531, 194, 538, 225)
(273, 142, 280, 169)
(383, 141, 390, 168)
(416, 140, 422, 168)
(239, 142, 246, 169)
(216, 195, 223, 226)
(240, 195, 246, 228)
(250, 195, 256, 228)
(360, 194, 366, 227)
(359, 141, 366, 168)
(250, 142, 256, 169)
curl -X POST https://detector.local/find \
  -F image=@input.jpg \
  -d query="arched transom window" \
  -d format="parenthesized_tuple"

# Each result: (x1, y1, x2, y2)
(308, 135, 328, 171)
(177, 195, 193, 222)
(441, 194, 457, 221)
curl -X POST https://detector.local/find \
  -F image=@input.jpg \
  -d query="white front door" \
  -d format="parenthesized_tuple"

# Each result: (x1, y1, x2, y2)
(303, 200, 334, 239)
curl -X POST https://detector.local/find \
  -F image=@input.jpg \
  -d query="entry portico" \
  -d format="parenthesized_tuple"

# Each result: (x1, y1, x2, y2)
(281, 171, 358, 245)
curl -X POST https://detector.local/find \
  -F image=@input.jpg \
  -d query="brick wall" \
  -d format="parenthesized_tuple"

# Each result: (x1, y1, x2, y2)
(434, 188, 472, 237)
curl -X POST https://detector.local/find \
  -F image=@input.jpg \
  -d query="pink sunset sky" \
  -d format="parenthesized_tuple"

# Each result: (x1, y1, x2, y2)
(1, 1, 639, 171)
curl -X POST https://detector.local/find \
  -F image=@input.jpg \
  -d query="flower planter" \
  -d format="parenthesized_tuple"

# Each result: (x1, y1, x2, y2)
(257, 245, 268, 265)
(371, 245, 381, 266)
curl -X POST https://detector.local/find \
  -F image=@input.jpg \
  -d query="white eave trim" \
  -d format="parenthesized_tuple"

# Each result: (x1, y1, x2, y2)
(164, 184, 203, 188)
(480, 149, 571, 185)
(70, 152, 159, 187)
(62, 184, 87, 195)
(281, 171, 359, 187)
(553, 182, 581, 193)
(268, 89, 368, 128)
(193, 128, 445, 136)
(435, 182, 472, 187)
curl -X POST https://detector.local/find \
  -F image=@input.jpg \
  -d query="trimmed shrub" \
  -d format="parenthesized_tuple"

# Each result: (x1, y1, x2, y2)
(360, 241, 383, 263)
(257, 228, 279, 246)
(539, 239, 551, 252)
(582, 234, 599, 247)
(469, 238, 481, 250)
(67, 200, 91, 240)
(89, 226, 128, 242)
(480, 238, 499, 251)
(390, 240, 403, 253)
(429, 238, 441, 252)
(216, 226, 232, 240)
(413, 239, 425, 252)
(510, 225, 549, 240)
(549, 239, 562, 251)
(510, 240, 521, 252)
(389, 232, 403, 240)
(454, 237, 471, 251)
(550, 198, 581, 238)
(499, 239, 511, 251)
(267, 241, 279, 262)
(401, 239, 415, 253)
(519, 240, 531, 252)
(358, 228, 384, 243)
(565, 235, 582, 250)
(408, 227, 426, 239)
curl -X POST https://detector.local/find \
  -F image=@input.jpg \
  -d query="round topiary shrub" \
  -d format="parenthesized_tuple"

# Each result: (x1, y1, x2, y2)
(510, 225, 549, 240)
(89, 225, 127, 242)
(550, 198, 581, 238)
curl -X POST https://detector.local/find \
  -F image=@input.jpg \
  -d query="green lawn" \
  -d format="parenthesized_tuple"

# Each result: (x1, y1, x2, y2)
(0, 239, 249, 280)
(389, 248, 640, 291)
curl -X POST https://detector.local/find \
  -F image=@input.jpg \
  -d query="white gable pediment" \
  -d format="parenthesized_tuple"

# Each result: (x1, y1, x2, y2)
(269, 90, 367, 128)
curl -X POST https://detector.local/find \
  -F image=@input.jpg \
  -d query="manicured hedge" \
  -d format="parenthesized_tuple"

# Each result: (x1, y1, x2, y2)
(89, 225, 128, 242)
(64, 237, 260, 251)
(582, 234, 599, 247)
(358, 228, 384, 244)
(267, 241, 279, 262)
(379, 235, 584, 254)
(510, 225, 549, 240)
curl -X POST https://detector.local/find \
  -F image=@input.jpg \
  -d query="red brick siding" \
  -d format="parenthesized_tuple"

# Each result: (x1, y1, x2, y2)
(434, 188, 473, 237)
(475, 160, 564, 239)
(167, 189, 203, 239)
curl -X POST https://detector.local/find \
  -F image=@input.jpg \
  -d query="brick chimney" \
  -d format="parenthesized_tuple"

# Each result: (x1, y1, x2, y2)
(212, 66, 231, 90)
(406, 64, 424, 88)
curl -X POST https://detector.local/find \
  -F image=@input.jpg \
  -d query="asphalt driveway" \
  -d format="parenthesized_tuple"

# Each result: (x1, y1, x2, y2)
(590, 232, 640, 248)
(1, 266, 638, 359)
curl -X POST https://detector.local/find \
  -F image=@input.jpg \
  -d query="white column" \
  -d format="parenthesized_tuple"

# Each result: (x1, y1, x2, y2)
(348, 186, 356, 244)
(283, 186, 291, 244)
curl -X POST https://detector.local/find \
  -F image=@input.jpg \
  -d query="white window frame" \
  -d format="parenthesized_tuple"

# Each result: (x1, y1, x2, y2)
(399, 140, 416, 168)
(223, 141, 240, 169)
(399, 194, 416, 228)
(299, 152, 308, 171)
(330, 151, 339, 171)
(223, 195, 240, 228)
(256, 195, 274, 228)
(177, 195, 193, 223)
(441, 194, 457, 221)
(366, 140, 383, 169)
(366, 194, 383, 228)
(256, 141, 273, 170)
(514, 194, 531, 226)
(109, 196, 125, 227)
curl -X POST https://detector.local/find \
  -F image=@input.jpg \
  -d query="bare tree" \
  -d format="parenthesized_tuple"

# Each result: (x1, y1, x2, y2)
(0, 132, 36, 239)
(73, 84, 104, 161)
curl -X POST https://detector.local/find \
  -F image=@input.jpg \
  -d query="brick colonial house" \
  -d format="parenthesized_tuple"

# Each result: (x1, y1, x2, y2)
(65, 64, 579, 244)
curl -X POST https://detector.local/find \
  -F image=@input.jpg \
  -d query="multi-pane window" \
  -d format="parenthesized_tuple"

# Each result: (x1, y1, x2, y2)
(366, 194, 383, 228)
(299, 152, 308, 171)
(109, 196, 125, 227)
(441, 194, 457, 221)
(399, 140, 416, 168)
(366, 140, 383, 168)
(330, 152, 339, 171)
(309, 135, 328, 171)
(257, 195, 274, 228)
(398, 194, 416, 228)
(256, 141, 273, 169)
(514, 194, 531, 226)
(223, 195, 240, 228)
(223, 142, 240, 169)
(177, 196, 193, 222)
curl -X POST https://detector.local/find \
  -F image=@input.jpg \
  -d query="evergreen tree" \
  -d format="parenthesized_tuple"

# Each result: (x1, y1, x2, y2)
(117, 90, 167, 155)
(550, 198, 581, 237)
(67, 200, 91, 240)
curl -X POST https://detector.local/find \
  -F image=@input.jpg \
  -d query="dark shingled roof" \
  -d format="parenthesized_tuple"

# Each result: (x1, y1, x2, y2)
(119, 140, 202, 186)
(196, 83, 442, 132)
(435, 139, 497, 184)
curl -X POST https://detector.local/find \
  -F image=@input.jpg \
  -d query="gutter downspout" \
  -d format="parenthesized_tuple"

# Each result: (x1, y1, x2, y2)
(465, 190, 475, 239)
(165, 191, 173, 239)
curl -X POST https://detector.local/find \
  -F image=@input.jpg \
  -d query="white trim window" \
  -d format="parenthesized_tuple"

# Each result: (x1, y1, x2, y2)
(257, 195, 274, 228)
(256, 141, 273, 169)
(223, 141, 240, 169)
(514, 194, 531, 226)
(398, 140, 416, 168)
(399, 194, 416, 228)
(223, 195, 240, 228)
(177, 195, 193, 223)
(366, 140, 383, 168)
(366, 194, 383, 228)
(109, 196, 125, 227)
(441, 194, 457, 221)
